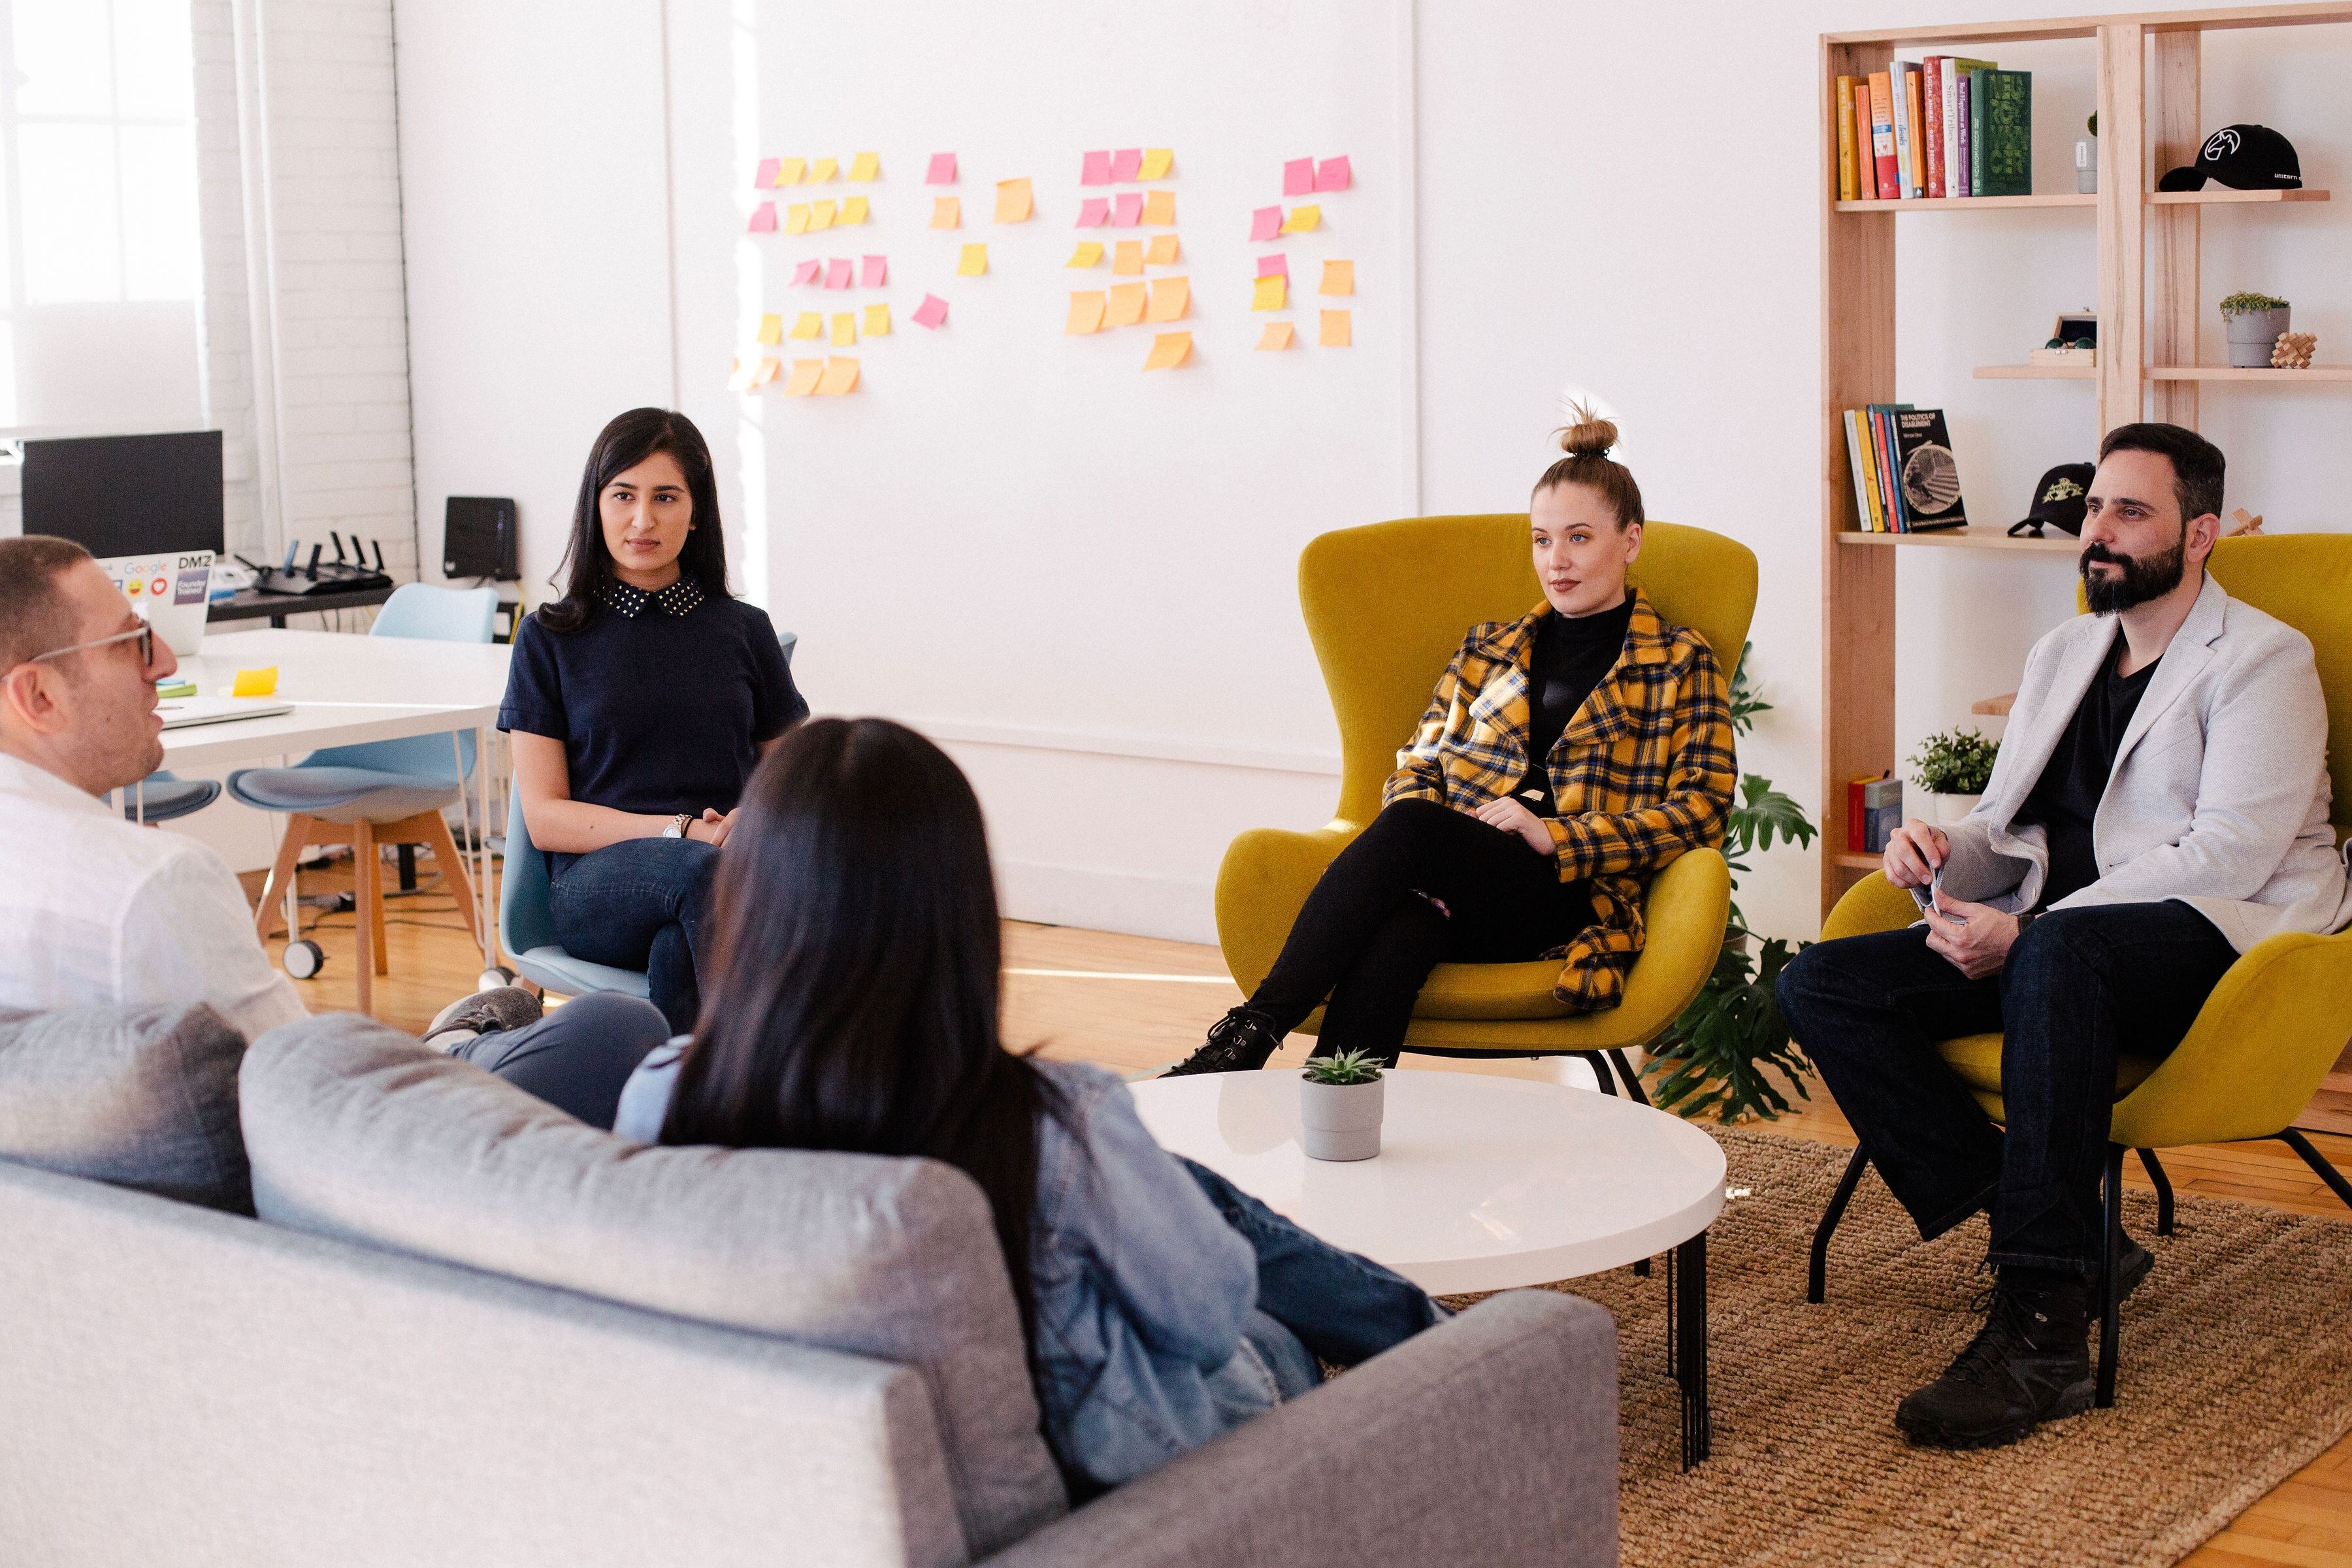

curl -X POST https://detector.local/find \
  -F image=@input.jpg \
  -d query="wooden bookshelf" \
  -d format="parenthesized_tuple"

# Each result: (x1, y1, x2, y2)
(1817, 5, 2350, 919)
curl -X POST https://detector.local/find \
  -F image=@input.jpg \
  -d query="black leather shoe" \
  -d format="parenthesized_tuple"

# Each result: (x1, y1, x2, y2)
(2110, 1238, 2153, 1303)
(1895, 1271, 2095, 1450)
(1165, 1008, 1284, 1076)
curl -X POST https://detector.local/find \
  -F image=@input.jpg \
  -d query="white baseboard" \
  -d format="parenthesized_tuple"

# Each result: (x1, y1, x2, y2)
(994, 858, 1222, 947)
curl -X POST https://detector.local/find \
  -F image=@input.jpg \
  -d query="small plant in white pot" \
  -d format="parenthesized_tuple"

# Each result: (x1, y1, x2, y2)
(1299, 1049, 1384, 1162)
(1910, 728, 1999, 825)
(2221, 291, 2291, 368)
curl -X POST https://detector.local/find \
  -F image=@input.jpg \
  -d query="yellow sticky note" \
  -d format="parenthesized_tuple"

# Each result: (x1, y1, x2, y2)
(783, 358, 824, 396)
(1146, 275, 1189, 323)
(864, 302, 891, 336)
(776, 157, 807, 186)
(755, 313, 783, 345)
(1281, 203, 1321, 233)
(830, 312, 857, 346)
(930, 195, 960, 229)
(849, 151, 881, 182)
(1320, 308, 1351, 347)
(1320, 259, 1354, 297)
(810, 157, 840, 183)
(840, 195, 869, 225)
(1252, 274, 1287, 311)
(1143, 331, 1192, 370)
(785, 203, 811, 235)
(958, 242, 988, 276)
(994, 178, 1033, 223)
(1256, 321, 1295, 351)
(809, 199, 836, 230)
(1144, 233, 1179, 266)
(1068, 241, 1105, 268)
(1107, 281, 1148, 327)
(231, 666, 278, 697)
(1113, 240, 1144, 276)
(817, 356, 859, 395)
(791, 312, 823, 340)
(1138, 146, 1174, 179)
(1066, 290, 1107, 335)
(1141, 189, 1175, 227)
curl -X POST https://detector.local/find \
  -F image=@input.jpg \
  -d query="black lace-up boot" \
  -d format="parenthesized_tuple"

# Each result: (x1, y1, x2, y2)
(1894, 1267, 2096, 1449)
(1164, 1007, 1285, 1077)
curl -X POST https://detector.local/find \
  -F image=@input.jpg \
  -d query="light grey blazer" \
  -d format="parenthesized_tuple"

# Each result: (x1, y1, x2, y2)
(1945, 573, 2352, 953)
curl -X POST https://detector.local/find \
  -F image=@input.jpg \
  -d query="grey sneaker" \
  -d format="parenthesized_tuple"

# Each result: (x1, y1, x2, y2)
(423, 986, 542, 1051)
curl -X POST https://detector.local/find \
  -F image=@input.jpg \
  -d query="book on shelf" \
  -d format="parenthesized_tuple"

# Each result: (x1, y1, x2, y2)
(1842, 410, 1879, 532)
(1904, 64, 1928, 197)
(1923, 58, 1945, 199)
(1970, 68, 2032, 196)
(1868, 72, 1899, 199)
(1954, 72, 1973, 196)
(1891, 64, 1920, 198)
(1853, 80, 1879, 198)
(1944, 59, 1994, 195)
(1836, 76, 1858, 201)
(1848, 772, 1901, 854)
(1869, 404, 1909, 531)
(1889, 408, 1968, 531)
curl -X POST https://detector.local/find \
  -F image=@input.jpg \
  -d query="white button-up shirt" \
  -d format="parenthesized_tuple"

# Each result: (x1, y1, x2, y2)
(0, 751, 306, 1039)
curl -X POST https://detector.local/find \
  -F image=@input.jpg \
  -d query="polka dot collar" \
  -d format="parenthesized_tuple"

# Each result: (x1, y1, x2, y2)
(600, 576, 706, 619)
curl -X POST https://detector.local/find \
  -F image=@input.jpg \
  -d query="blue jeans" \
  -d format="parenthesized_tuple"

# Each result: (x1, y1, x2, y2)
(548, 838, 720, 1033)
(450, 991, 674, 1129)
(1776, 900, 2238, 1279)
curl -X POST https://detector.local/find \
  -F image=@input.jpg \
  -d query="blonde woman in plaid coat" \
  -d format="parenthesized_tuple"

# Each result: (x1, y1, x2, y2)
(1170, 411, 1737, 1076)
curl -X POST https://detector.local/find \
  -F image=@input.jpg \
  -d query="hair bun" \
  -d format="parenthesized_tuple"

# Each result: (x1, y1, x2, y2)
(1554, 402, 1618, 461)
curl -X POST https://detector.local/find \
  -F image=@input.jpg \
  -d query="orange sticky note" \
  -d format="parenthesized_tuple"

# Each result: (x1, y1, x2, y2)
(1137, 146, 1174, 179)
(958, 243, 988, 276)
(930, 195, 960, 229)
(1146, 275, 1189, 323)
(1141, 189, 1175, 226)
(864, 302, 891, 336)
(1068, 241, 1105, 267)
(848, 151, 880, 182)
(1252, 274, 1286, 311)
(809, 199, 836, 230)
(809, 157, 840, 183)
(840, 195, 869, 225)
(1319, 308, 1351, 347)
(785, 204, 811, 235)
(755, 313, 783, 345)
(1066, 290, 1107, 335)
(231, 666, 278, 697)
(1281, 203, 1320, 234)
(783, 358, 824, 396)
(1113, 240, 1144, 276)
(1143, 331, 1192, 370)
(994, 178, 1034, 222)
(1320, 259, 1354, 296)
(816, 356, 859, 395)
(1106, 282, 1148, 327)
(1144, 233, 1179, 265)
(727, 356, 759, 392)
(1256, 321, 1295, 351)
(776, 157, 807, 186)
(830, 312, 857, 346)
(752, 356, 781, 387)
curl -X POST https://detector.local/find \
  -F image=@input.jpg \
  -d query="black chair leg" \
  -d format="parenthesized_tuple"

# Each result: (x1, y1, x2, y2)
(2097, 1143, 2125, 1409)
(1609, 1049, 1652, 1107)
(2279, 1128, 2352, 1213)
(2136, 1148, 2176, 1237)
(1576, 1053, 1617, 1098)
(1808, 1147, 1870, 1305)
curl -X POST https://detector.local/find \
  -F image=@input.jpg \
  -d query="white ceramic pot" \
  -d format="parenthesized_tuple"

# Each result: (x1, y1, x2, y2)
(1929, 791, 1982, 825)
(2225, 306, 2289, 368)
(1299, 1073, 1384, 1162)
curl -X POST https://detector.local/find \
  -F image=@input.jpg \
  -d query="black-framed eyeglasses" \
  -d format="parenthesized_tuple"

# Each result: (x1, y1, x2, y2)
(24, 622, 154, 671)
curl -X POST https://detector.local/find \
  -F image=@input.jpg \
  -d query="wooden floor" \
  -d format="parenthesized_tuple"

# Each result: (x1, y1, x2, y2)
(242, 851, 2352, 1567)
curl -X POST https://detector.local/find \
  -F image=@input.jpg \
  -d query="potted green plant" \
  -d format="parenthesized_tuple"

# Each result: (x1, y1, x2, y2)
(2221, 291, 2291, 368)
(1299, 1049, 1384, 1162)
(1910, 728, 1999, 823)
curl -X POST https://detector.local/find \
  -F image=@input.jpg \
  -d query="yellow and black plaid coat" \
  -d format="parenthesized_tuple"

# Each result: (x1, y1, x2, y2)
(1382, 591, 1737, 1010)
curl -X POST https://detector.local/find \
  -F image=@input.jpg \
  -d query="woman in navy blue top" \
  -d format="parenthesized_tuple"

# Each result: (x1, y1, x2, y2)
(499, 408, 806, 1030)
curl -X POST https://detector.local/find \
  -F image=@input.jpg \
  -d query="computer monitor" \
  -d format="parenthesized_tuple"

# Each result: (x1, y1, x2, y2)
(22, 431, 225, 558)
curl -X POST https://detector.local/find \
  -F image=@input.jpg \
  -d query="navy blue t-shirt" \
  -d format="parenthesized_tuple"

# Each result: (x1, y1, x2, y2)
(498, 577, 806, 867)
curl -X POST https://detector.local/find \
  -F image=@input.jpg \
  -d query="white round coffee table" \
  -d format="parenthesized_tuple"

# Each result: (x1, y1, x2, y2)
(1128, 1068, 1726, 1465)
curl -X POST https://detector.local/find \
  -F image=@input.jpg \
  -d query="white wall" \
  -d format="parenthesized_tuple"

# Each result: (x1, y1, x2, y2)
(393, 0, 2352, 947)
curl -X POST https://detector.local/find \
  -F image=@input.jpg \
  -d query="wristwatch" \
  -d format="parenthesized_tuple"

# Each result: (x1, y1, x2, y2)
(662, 813, 692, 840)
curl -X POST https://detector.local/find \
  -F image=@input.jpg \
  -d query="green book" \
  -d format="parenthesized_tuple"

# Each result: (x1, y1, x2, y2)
(1970, 69, 2032, 196)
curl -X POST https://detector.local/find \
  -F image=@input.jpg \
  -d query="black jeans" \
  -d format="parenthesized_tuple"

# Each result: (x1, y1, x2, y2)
(1247, 798, 1594, 1064)
(548, 838, 721, 1033)
(449, 990, 674, 1130)
(1775, 900, 2238, 1279)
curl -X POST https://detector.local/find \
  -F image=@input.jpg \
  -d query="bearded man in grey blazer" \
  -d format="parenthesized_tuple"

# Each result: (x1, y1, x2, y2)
(1779, 422, 2351, 1451)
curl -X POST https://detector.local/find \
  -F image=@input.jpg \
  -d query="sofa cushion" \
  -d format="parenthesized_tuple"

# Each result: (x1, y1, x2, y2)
(0, 1004, 251, 1212)
(238, 1013, 1066, 1557)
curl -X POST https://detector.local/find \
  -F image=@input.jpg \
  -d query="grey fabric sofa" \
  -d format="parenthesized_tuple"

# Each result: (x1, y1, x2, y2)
(0, 1005, 1621, 1567)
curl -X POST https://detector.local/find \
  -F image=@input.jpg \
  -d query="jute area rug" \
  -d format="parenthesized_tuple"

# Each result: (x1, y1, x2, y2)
(1443, 1128, 2352, 1568)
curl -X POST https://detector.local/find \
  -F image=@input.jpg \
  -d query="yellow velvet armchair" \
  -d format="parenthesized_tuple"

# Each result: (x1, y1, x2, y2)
(1805, 533, 2352, 1409)
(1214, 514, 1759, 1097)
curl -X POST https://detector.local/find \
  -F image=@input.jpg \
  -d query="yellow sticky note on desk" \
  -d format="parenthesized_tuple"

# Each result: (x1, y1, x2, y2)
(931, 195, 960, 229)
(1066, 290, 1107, 335)
(1252, 274, 1287, 311)
(776, 157, 807, 186)
(864, 302, 891, 336)
(785, 203, 811, 235)
(810, 156, 840, 183)
(1320, 259, 1354, 296)
(755, 313, 783, 345)
(1138, 146, 1174, 180)
(1146, 275, 1189, 323)
(1281, 203, 1320, 233)
(1141, 189, 1175, 227)
(817, 356, 860, 395)
(1106, 281, 1148, 327)
(830, 312, 857, 346)
(994, 178, 1033, 223)
(849, 150, 881, 182)
(783, 358, 824, 396)
(232, 666, 279, 698)
(791, 312, 823, 340)
(958, 243, 988, 276)
(1319, 308, 1351, 347)
(840, 195, 869, 225)
(1068, 241, 1104, 267)
(1143, 331, 1191, 370)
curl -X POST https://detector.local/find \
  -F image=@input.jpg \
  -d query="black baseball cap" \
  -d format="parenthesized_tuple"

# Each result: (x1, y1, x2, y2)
(2007, 463, 2095, 538)
(2158, 124, 2302, 191)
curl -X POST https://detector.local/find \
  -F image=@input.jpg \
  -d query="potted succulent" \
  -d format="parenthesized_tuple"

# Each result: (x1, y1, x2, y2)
(2221, 291, 2291, 368)
(1910, 728, 2000, 823)
(1299, 1049, 1384, 1162)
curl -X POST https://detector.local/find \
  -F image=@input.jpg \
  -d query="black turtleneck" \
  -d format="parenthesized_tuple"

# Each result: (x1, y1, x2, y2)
(1514, 593, 1637, 816)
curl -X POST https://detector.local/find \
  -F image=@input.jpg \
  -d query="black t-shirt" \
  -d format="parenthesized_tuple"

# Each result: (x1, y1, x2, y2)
(498, 577, 806, 870)
(2016, 636, 2160, 906)
(1514, 593, 1637, 816)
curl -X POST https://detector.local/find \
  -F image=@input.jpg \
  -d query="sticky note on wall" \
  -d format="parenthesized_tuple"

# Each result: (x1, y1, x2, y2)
(1281, 204, 1320, 233)
(864, 302, 891, 335)
(753, 357, 779, 387)
(1315, 155, 1351, 192)
(754, 156, 779, 188)
(831, 312, 857, 346)
(791, 259, 821, 285)
(861, 254, 887, 287)
(849, 151, 880, 181)
(756, 313, 783, 344)
(1113, 192, 1143, 226)
(1320, 259, 1354, 296)
(809, 199, 837, 229)
(1141, 189, 1175, 226)
(1138, 147, 1174, 179)
(817, 357, 859, 395)
(785, 204, 811, 235)
(958, 243, 988, 276)
(1249, 205, 1282, 242)
(1145, 276, 1188, 323)
(1068, 241, 1104, 267)
(1257, 253, 1288, 278)
(1252, 274, 1286, 311)
(747, 203, 777, 234)
(1110, 148, 1143, 182)
(1143, 331, 1191, 370)
(1066, 291, 1107, 335)
(840, 196, 869, 225)
(1112, 240, 1143, 276)
(1144, 233, 1179, 265)
(1106, 282, 1147, 326)
(926, 152, 958, 184)
(994, 178, 1033, 222)
(931, 196, 960, 229)
(825, 258, 853, 289)
(1256, 321, 1295, 351)
(783, 359, 823, 395)
(1077, 198, 1110, 228)
(777, 157, 807, 186)
(1081, 150, 1113, 186)
(1282, 157, 1316, 195)
(1320, 309, 1351, 347)
(810, 157, 840, 183)
(728, 356, 759, 392)
(791, 312, 823, 339)
(911, 293, 949, 329)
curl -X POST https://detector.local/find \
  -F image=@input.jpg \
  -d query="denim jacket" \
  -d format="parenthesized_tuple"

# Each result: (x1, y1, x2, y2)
(613, 1048, 1267, 1488)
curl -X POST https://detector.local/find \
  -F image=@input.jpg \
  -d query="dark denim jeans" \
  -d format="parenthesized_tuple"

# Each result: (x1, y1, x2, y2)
(1776, 900, 2238, 1279)
(548, 837, 721, 1033)
(450, 991, 674, 1130)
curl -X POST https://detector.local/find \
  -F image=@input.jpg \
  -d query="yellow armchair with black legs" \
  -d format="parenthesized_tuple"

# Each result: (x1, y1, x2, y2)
(1215, 514, 1758, 1098)
(1804, 533, 2352, 1411)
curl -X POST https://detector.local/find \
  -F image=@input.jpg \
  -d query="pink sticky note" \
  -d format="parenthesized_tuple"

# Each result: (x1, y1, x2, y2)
(1077, 197, 1110, 227)
(860, 254, 887, 287)
(1316, 155, 1352, 192)
(747, 201, 777, 234)
(823, 258, 853, 289)
(911, 293, 949, 329)
(791, 259, 821, 285)
(754, 156, 779, 189)
(1257, 253, 1288, 278)
(1081, 150, 1113, 186)
(1113, 192, 1143, 226)
(926, 152, 957, 184)
(1250, 205, 1283, 242)
(1282, 157, 1316, 196)
(1110, 148, 1143, 182)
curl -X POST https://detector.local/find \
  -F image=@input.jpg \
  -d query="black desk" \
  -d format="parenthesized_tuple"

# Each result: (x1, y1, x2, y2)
(208, 583, 396, 627)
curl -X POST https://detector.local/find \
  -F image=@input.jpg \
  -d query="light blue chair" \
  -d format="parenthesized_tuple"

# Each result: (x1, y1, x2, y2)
(498, 788, 651, 1000)
(229, 583, 500, 1013)
(119, 771, 221, 824)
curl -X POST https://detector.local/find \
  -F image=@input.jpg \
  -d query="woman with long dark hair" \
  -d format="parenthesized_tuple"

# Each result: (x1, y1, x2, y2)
(595, 718, 1444, 1491)
(497, 408, 806, 1031)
